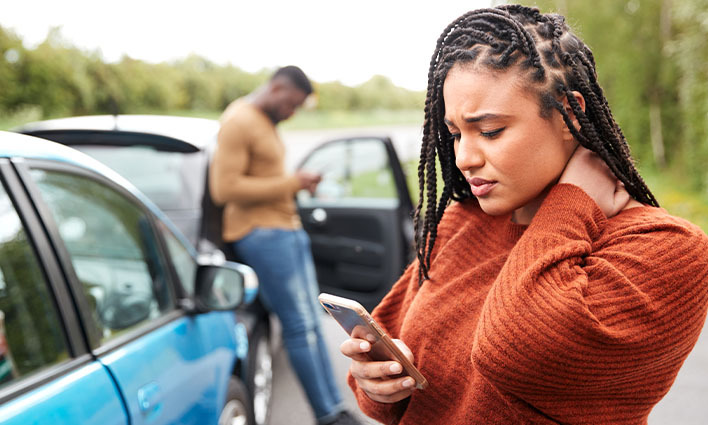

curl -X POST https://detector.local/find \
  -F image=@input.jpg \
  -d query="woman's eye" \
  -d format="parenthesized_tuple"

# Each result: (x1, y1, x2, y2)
(481, 127, 505, 138)
(450, 133, 461, 141)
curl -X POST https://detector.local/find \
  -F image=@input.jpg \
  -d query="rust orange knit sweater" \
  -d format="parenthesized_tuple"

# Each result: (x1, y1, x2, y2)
(348, 184, 708, 425)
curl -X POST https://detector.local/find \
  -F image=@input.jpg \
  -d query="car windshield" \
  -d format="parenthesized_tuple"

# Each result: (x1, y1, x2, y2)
(73, 145, 205, 211)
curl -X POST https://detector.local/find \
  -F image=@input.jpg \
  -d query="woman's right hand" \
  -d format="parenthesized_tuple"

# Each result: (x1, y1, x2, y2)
(340, 332, 416, 403)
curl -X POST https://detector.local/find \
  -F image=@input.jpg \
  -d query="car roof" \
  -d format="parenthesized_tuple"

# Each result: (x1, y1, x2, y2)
(14, 114, 220, 151)
(0, 131, 196, 253)
(0, 130, 135, 184)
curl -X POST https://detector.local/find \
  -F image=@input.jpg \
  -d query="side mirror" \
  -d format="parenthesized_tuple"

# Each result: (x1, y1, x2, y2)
(190, 261, 258, 313)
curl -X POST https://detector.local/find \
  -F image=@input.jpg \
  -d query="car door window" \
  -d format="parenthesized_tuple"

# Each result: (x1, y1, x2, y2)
(0, 182, 68, 389)
(298, 138, 398, 204)
(29, 169, 174, 345)
(73, 145, 205, 210)
(158, 221, 196, 295)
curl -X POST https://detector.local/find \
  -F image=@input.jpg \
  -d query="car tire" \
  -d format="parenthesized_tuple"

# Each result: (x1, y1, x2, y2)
(247, 322, 273, 425)
(219, 377, 254, 425)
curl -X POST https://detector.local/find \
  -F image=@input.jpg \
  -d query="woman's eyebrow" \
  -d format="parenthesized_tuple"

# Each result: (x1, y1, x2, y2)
(444, 113, 508, 126)
(463, 113, 508, 123)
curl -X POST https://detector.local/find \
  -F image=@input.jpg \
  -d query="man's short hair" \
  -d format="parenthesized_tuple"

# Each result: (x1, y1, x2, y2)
(272, 66, 313, 95)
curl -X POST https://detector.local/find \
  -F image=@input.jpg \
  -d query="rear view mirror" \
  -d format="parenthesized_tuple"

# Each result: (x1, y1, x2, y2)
(192, 262, 257, 312)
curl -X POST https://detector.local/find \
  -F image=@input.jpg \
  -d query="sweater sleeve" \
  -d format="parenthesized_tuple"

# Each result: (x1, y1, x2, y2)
(471, 184, 708, 421)
(209, 116, 301, 206)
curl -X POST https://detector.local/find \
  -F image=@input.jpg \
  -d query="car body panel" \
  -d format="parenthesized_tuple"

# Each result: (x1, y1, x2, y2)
(98, 312, 244, 425)
(15, 116, 219, 247)
(0, 361, 128, 425)
(0, 132, 197, 260)
(0, 131, 253, 424)
(15, 120, 415, 311)
(15, 115, 219, 151)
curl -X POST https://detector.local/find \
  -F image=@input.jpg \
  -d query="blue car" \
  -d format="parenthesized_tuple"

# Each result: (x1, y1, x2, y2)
(14, 115, 276, 425)
(0, 131, 258, 425)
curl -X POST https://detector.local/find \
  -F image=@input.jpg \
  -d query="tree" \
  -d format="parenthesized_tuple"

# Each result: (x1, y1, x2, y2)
(669, 0, 708, 188)
(0, 26, 25, 113)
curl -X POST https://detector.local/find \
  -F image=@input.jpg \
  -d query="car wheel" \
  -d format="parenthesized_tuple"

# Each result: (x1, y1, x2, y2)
(219, 377, 253, 425)
(247, 322, 273, 425)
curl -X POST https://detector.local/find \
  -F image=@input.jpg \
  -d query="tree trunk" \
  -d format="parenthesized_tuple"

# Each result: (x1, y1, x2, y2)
(649, 93, 666, 168)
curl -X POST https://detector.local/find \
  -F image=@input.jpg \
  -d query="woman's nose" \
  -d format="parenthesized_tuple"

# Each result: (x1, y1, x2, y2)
(455, 137, 484, 171)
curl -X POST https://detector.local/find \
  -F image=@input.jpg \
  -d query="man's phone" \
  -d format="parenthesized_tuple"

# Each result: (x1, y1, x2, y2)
(318, 293, 428, 390)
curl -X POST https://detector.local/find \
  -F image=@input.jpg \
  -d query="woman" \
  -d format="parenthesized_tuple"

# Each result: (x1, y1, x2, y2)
(340, 5, 708, 425)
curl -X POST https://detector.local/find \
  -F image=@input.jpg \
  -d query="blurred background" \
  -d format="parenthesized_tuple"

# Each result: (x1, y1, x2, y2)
(1, 1, 707, 424)
(2, 0, 707, 231)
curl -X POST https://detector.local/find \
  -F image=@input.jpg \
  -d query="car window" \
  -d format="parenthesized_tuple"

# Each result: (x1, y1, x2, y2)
(158, 221, 196, 295)
(72, 145, 205, 211)
(29, 169, 174, 346)
(0, 181, 68, 389)
(298, 138, 398, 203)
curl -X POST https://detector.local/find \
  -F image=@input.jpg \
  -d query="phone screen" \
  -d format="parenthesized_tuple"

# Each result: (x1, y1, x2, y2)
(319, 293, 429, 389)
(320, 301, 393, 360)
(319, 300, 369, 334)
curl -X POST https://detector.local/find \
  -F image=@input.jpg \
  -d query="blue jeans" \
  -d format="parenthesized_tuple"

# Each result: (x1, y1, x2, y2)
(233, 228, 344, 424)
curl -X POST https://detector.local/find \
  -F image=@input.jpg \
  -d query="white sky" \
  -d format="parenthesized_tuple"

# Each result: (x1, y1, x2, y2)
(2, 0, 494, 91)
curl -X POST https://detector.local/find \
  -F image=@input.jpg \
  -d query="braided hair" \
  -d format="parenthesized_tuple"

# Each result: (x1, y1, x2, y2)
(415, 5, 659, 282)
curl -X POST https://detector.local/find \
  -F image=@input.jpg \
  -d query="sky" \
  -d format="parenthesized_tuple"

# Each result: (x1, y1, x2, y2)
(1, 0, 494, 91)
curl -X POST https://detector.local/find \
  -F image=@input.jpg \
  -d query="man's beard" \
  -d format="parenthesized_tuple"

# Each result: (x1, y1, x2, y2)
(263, 106, 281, 124)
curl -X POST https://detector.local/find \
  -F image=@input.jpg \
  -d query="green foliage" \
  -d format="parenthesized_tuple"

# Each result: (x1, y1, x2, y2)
(0, 25, 424, 126)
(641, 166, 708, 233)
(515, 0, 707, 191)
(670, 0, 708, 189)
(0, 27, 24, 112)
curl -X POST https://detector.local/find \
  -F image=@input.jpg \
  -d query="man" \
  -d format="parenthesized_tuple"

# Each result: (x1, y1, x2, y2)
(210, 66, 360, 425)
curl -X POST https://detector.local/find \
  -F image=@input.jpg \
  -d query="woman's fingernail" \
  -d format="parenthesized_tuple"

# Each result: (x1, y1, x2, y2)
(402, 378, 414, 388)
(390, 363, 402, 373)
(359, 341, 370, 351)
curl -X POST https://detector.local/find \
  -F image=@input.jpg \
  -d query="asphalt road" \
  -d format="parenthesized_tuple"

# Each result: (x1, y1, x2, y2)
(265, 126, 708, 425)
(267, 313, 379, 425)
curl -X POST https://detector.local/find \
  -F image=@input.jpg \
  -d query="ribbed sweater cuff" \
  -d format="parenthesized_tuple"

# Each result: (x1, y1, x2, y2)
(530, 183, 607, 241)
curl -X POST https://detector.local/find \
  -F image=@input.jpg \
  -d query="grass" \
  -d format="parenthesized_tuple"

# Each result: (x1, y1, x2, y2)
(641, 168, 708, 233)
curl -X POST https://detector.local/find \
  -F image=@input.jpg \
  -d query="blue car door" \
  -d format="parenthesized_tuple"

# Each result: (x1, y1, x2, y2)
(0, 160, 128, 425)
(0, 363, 129, 425)
(24, 163, 243, 424)
(97, 313, 240, 425)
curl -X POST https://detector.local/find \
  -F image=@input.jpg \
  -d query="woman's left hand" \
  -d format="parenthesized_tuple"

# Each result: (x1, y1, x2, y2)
(558, 147, 632, 218)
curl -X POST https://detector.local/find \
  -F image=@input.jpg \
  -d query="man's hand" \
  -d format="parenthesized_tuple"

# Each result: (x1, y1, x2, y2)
(295, 170, 322, 195)
(558, 147, 633, 218)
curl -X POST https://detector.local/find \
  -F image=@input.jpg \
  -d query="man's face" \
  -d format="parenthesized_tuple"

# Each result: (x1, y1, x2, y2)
(267, 81, 308, 123)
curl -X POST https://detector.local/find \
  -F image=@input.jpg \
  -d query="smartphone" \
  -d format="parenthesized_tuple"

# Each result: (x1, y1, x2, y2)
(318, 293, 428, 390)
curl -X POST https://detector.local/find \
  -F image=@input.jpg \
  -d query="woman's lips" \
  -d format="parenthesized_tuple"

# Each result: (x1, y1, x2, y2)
(467, 177, 497, 197)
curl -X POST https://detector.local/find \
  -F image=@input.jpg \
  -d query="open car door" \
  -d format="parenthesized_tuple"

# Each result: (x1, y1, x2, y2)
(296, 136, 414, 311)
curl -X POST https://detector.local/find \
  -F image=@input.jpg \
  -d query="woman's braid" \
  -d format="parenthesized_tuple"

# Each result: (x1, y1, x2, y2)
(414, 5, 658, 283)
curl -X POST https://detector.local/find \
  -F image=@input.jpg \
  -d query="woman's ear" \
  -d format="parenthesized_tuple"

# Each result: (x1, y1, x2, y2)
(561, 90, 586, 141)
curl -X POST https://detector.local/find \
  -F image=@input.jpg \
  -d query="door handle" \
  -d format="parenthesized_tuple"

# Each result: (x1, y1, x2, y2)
(309, 208, 327, 225)
(137, 381, 162, 418)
